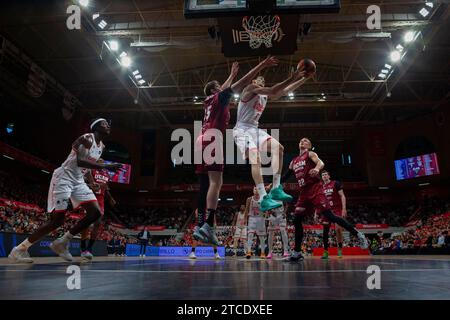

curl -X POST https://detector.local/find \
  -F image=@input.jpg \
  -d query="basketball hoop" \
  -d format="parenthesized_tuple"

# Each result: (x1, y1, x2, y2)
(242, 15, 281, 49)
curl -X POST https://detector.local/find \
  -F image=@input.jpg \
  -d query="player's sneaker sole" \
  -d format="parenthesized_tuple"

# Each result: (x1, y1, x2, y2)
(259, 195, 282, 212)
(199, 223, 219, 246)
(49, 240, 73, 262)
(8, 247, 34, 264)
(269, 186, 293, 202)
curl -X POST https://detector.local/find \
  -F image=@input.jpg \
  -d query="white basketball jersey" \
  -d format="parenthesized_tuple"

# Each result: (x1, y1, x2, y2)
(236, 211, 246, 227)
(248, 197, 263, 217)
(57, 133, 104, 183)
(236, 94, 268, 128)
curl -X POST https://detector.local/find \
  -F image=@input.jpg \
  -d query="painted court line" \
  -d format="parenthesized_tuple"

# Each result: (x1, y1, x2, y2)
(2, 268, 450, 274)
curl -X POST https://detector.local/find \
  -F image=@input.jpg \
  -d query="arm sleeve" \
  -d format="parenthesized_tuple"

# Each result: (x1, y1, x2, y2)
(218, 87, 233, 108)
(335, 181, 343, 191)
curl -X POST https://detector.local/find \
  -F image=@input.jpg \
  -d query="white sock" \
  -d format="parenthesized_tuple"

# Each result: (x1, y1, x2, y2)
(18, 239, 33, 250)
(61, 231, 74, 243)
(268, 232, 274, 254)
(260, 236, 266, 255)
(281, 229, 289, 253)
(256, 183, 267, 201)
(273, 174, 281, 189)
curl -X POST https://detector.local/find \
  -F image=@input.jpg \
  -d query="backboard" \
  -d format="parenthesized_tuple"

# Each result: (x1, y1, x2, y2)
(184, 0, 340, 18)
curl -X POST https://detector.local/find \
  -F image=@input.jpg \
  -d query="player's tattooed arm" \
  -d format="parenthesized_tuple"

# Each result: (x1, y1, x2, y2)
(308, 151, 325, 177)
(231, 55, 278, 93)
(221, 62, 239, 90)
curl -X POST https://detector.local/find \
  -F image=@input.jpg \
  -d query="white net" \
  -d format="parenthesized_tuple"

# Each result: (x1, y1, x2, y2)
(242, 15, 281, 49)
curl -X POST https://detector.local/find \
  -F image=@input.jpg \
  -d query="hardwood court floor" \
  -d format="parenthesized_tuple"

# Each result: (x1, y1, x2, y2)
(0, 255, 449, 300)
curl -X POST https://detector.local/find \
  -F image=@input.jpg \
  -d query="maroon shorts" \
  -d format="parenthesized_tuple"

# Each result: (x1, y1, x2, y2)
(320, 207, 342, 224)
(295, 183, 331, 216)
(194, 133, 224, 174)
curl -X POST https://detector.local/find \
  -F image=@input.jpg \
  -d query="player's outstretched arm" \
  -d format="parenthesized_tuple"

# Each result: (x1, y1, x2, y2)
(270, 73, 312, 100)
(246, 68, 304, 99)
(221, 62, 239, 90)
(75, 136, 122, 171)
(338, 185, 347, 216)
(231, 56, 278, 93)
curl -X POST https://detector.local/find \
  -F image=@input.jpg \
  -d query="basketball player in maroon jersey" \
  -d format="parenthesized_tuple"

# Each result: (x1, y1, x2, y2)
(80, 159, 118, 260)
(320, 171, 347, 259)
(193, 56, 279, 245)
(282, 138, 368, 262)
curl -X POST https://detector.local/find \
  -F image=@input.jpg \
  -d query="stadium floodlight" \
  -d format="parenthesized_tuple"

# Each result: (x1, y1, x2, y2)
(390, 50, 401, 62)
(384, 64, 392, 69)
(425, 2, 434, 8)
(98, 20, 108, 29)
(119, 51, 127, 58)
(132, 70, 140, 75)
(396, 44, 404, 52)
(194, 96, 198, 100)
(108, 40, 119, 51)
(381, 69, 389, 74)
(419, 8, 430, 17)
(92, 13, 100, 20)
(135, 74, 142, 80)
(234, 93, 239, 98)
(288, 92, 294, 97)
(79, 0, 89, 7)
(404, 31, 415, 43)
(138, 79, 146, 85)
(120, 55, 131, 67)
(378, 73, 387, 79)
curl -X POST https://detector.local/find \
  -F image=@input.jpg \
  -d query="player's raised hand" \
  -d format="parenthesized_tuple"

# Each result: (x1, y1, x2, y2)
(261, 55, 278, 68)
(291, 68, 306, 80)
(309, 168, 320, 177)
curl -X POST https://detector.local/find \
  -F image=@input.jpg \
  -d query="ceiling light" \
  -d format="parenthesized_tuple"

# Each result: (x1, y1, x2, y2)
(384, 64, 392, 69)
(120, 56, 131, 67)
(92, 13, 100, 20)
(419, 8, 430, 17)
(138, 79, 146, 85)
(425, 2, 434, 8)
(404, 31, 415, 43)
(378, 73, 387, 79)
(132, 70, 140, 75)
(98, 20, 108, 29)
(79, 0, 89, 7)
(135, 74, 142, 80)
(381, 69, 389, 74)
(390, 51, 401, 62)
(108, 40, 119, 51)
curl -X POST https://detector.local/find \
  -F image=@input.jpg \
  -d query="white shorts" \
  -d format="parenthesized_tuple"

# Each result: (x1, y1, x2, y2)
(233, 226, 247, 240)
(248, 216, 266, 236)
(233, 125, 272, 158)
(47, 170, 97, 212)
(267, 214, 287, 232)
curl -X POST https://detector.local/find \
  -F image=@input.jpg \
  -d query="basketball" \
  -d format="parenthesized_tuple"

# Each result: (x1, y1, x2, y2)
(297, 58, 316, 76)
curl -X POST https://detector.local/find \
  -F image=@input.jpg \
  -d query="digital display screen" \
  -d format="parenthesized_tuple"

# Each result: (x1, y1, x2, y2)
(394, 153, 440, 181)
(104, 161, 132, 184)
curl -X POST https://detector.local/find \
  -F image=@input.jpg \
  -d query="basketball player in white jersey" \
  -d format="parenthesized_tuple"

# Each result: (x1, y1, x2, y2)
(8, 119, 122, 263)
(266, 197, 290, 259)
(231, 204, 247, 257)
(245, 187, 268, 259)
(233, 68, 311, 213)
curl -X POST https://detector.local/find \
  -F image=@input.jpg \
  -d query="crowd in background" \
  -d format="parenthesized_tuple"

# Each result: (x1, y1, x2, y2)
(1, 170, 450, 256)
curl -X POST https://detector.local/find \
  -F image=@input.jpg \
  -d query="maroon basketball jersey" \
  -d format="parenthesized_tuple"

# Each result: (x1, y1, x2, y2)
(91, 169, 109, 197)
(201, 89, 231, 135)
(290, 151, 320, 189)
(322, 180, 343, 210)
